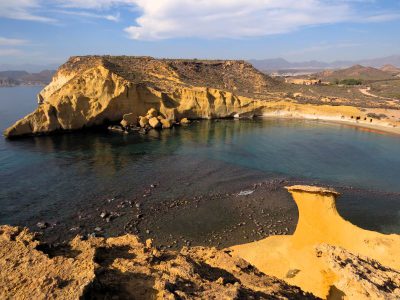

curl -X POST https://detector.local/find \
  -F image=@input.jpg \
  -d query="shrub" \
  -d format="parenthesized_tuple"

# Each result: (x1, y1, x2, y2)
(339, 79, 363, 85)
(366, 113, 388, 120)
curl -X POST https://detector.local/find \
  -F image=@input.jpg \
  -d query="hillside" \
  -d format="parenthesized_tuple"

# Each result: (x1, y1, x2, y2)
(381, 64, 400, 75)
(316, 64, 394, 82)
(250, 55, 400, 72)
(0, 77, 19, 87)
(59, 56, 279, 95)
(0, 70, 55, 87)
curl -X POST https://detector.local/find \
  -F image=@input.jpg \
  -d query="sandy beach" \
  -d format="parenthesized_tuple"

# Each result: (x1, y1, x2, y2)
(263, 109, 400, 136)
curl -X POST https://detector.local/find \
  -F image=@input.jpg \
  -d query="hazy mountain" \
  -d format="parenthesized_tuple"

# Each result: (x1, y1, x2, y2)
(0, 70, 55, 87)
(380, 64, 400, 75)
(0, 71, 30, 80)
(249, 55, 400, 71)
(316, 65, 394, 82)
(0, 63, 60, 73)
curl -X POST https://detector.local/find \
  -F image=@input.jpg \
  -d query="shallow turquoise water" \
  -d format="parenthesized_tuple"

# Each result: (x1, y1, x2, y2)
(0, 86, 400, 232)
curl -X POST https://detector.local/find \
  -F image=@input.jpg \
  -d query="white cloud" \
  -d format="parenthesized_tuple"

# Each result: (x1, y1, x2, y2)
(54, 9, 120, 22)
(55, 0, 134, 10)
(0, 37, 28, 46)
(124, 0, 354, 40)
(0, 0, 399, 40)
(0, 0, 54, 22)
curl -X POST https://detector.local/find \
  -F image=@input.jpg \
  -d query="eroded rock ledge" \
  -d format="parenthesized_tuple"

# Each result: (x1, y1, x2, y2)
(0, 225, 315, 300)
(230, 186, 400, 299)
(1, 186, 400, 299)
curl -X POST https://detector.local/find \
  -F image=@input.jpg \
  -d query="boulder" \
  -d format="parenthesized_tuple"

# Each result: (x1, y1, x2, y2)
(160, 119, 173, 129)
(139, 116, 149, 128)
(233, 112, 255, 119)
(180, 118, 190, 124)
(146, 108, 158, 119)
(149, 117, 161, 129)
(121, 113, 138, 126)
(120, 120, 129, 128)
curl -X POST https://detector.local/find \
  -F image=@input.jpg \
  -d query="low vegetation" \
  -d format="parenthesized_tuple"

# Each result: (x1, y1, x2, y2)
(335, 78, 363, 85)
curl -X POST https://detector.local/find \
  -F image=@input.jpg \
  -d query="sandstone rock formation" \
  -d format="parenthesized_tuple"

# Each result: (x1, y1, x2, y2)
(120, 112, 138, 128)
(4, 55, 400, 137)
(230, 186, 400, 299)
(4, 56, 280, 137)
(0, 225, 316, 299)
(148, 117, 161, 129)
(180, 117, 191, 125)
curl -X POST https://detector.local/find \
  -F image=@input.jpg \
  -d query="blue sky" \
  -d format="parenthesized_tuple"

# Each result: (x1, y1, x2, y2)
(0, 0, 399, 67)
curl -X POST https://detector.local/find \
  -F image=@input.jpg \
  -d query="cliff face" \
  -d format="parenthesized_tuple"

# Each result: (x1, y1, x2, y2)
(230, 186, 400, 299)
(4, 56, 283, 137)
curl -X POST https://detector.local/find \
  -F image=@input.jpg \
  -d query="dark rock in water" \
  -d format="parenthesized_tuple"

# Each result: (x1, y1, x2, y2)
(37, 222, 49, 229)
(108, 125, 125, 133)
(138, 127, 148, 135)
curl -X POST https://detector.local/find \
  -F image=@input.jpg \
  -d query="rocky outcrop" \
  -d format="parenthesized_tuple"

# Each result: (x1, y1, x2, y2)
(230, 186, 400, 299)
(5, 55, 400, 138)
(4, 56, 283, 138)
(0, 225, 316, 299)
(1, 187, 399, 299)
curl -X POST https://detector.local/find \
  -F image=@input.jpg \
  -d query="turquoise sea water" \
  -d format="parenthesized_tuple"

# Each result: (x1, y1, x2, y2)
(1, 86, 400, 233)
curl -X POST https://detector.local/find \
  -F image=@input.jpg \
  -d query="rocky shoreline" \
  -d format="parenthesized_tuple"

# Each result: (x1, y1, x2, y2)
(2, 185, 400, 299)
(27, 179, 298, 250)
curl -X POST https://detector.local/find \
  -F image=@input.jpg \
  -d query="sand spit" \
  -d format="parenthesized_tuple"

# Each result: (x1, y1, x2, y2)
(230, 185, 400, 299)
(262, 106, 400, 136)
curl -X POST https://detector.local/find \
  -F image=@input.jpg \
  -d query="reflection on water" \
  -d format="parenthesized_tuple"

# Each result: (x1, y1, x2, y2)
(0, 87, 400, 233)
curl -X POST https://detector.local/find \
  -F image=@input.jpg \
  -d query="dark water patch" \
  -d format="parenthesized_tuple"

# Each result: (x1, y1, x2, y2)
(1, 87, 400, 248)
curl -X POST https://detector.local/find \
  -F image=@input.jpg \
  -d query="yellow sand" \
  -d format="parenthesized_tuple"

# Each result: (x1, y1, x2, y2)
(230, 185, 400, 299)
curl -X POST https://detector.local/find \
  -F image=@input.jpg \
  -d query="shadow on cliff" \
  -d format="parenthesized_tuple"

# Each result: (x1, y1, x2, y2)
(82, 245, 157, 300)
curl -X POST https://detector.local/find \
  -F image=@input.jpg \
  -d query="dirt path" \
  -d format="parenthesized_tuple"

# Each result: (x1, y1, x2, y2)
(359, 87, 394, 100)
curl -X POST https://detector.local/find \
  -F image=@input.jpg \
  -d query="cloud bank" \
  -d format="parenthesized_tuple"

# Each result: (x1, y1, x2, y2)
(124, 0, 352, 40)
(0, 0, 399, 40)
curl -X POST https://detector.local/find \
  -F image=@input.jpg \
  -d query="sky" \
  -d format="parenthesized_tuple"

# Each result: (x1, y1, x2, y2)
(0, 0, 399, 68)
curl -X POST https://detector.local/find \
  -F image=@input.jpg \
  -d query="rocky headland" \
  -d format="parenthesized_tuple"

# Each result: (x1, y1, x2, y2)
(4, 55, 400, 138)
(1, 186, 399, 299)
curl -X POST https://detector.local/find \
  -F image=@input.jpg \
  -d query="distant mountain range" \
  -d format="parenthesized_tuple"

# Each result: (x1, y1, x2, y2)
(0, 70, 55, 87)
(0, 63, 60, 73)
(316, 65, 398, 82)
(249, 55, 400, 71)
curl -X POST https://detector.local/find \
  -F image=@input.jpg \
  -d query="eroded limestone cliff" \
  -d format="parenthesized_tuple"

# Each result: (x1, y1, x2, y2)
(230, 186, 400, 299)
(5, 55, 400, 137)
(4, 56, 282, 137)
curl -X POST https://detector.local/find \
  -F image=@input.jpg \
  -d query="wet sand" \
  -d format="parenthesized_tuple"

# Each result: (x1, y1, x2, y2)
(31, 178, 299, 250)
(23, 174, 400, 251)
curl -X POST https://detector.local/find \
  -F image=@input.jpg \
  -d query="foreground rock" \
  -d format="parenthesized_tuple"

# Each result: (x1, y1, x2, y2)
(2, 186, 400, 299)
(230, 186, 400, 299)
(0, 225, 315, 299)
